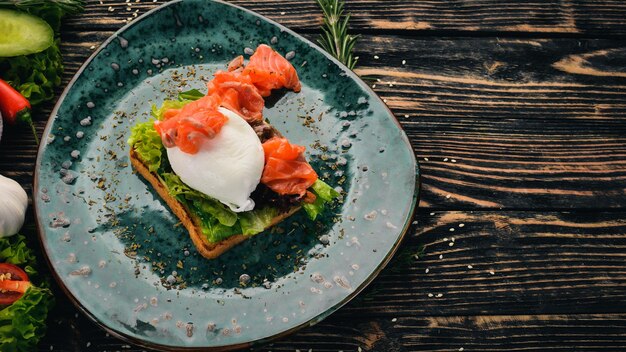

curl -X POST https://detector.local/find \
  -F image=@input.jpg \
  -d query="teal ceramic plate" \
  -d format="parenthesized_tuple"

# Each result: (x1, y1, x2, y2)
(34, 0, 417, 350)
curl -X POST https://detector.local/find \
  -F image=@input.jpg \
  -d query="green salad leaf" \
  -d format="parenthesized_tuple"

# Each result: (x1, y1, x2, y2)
(0, 235, 54, 351)
(178, 89, 205, 102)
(161, 172, 238, 227)
(0, 286, 53, 351)
(303, 179, 340, 220)
(151, 100, 190, 121)
(127, 120, 163, 173)
(0, 41, 63, 106)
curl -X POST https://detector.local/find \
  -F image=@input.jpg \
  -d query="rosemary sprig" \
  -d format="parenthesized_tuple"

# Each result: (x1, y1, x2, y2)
(316, 0, 359, 70)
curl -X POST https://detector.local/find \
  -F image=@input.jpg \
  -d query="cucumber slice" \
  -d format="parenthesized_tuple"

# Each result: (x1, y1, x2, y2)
(0, 9, 53, 57)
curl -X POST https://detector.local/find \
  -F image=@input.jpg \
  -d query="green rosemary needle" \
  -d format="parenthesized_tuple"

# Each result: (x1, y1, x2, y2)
(316, 0, 359, 70)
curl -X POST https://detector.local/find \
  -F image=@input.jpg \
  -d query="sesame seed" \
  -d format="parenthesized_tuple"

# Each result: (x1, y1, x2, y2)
(467, 265, 473, 269)
(451, 237, 455, 242)
(459, 348, 464, 351)
(436, 293, 443, 298)
(425, 268, 430, 273)
(374, 55, 380, 59)
(452, 159, 457, 163)
(280, 11, 286, 15)
(489, 270, 495, 275)
(449, 242, 454, 247)
(402, 60, 407, 65)
(391, 318, 397, 322)
(446, 194, 451, 199)
(372, 84, 376, 88)
(428, 293, 434, 297)
(444, 158, 449, 162)
(459, 223, 465, 228)
(404, 114, 409, 118)
(444, 238, 449, 242)
(430, 212, 435, 216)
(449, 228, 455, 232)
(439, 254, 443, 260)
(424, 157, 429, 161)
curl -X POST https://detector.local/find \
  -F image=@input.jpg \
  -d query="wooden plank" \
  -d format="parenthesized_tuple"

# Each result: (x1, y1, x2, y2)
(63, 0, 626, 36)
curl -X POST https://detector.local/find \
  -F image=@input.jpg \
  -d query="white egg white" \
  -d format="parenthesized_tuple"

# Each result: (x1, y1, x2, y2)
(166, 107, 264, 212)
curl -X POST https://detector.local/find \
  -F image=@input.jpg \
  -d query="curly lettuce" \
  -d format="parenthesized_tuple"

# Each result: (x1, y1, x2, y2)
(0, 235, 54, 351)
(151, 100, 190, 121)
(0, 42, 63, 106)
(127, 120, 163, 173)
(303, 179, 340, 220)
(160, 172, 280, 242)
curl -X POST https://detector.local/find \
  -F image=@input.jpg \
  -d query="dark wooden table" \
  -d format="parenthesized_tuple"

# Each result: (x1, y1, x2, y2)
(1, 0, 625, 351)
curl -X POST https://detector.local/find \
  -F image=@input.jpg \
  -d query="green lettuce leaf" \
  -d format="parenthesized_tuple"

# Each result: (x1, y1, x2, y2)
(151, 100, 190, 121)
(178, 89, 205, 102)
(0, 41, 63, 106)
(127, 120, 163, 173)
(303, 179, 339, 220)
(0, 235, 54, 351)
(161, 172, 238, 228)
(0, 286, 53, 352)
(239, 206, 279, 236)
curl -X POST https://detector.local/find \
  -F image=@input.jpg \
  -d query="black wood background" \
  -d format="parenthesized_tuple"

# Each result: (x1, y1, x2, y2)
(0, 0, 625, 351)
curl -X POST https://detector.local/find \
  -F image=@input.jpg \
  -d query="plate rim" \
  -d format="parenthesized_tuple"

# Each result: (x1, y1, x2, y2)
(33, 0, 420, 350)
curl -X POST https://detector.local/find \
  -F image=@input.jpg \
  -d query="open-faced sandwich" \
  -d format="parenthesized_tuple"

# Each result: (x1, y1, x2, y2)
(128, 45, 338, 259)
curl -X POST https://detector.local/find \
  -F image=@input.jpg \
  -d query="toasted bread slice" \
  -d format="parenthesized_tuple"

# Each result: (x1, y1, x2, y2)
(129, 148, 301, 259)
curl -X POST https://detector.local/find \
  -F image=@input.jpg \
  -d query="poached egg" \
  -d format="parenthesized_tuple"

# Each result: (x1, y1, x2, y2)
(166, 107, 264, 212)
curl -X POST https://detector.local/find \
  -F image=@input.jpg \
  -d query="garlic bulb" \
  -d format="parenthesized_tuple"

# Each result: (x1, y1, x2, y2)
(0, 174, 28, 237)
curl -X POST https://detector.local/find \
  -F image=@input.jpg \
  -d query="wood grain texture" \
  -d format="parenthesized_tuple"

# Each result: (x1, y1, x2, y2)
(63, 0, 626, 36)
(1, 1, 623, 351)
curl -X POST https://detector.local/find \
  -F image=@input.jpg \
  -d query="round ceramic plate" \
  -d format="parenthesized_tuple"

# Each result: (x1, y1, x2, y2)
(34, 0, 417, 350)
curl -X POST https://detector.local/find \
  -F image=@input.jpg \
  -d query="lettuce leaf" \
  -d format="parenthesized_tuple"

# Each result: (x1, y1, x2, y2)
(178, 89, 205, 102)
(303, 179, 340, 220)
(239, 206, 279, 236)
(0, 41, 63, 106)
(151, 100, 190, 121)
(0, 235, 54, 351)
(161, 172, 238, 227)
(127, 120, 163, 173)
(0, 286, 53, 351)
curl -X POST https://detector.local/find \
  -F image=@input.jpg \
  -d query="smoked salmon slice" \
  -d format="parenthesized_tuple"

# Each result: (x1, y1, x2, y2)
(154, 94, 227, 154)
(261, 137, 318, 196)
(207, 71, 265, 122)
(242, 44, 302, 97)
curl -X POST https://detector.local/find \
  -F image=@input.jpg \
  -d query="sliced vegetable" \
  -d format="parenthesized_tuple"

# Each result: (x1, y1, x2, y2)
(0, 79, 38, 143)
(0, 263, 30, 306)
(0, 9, 53, 58)
(1, 0, 85, 33)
